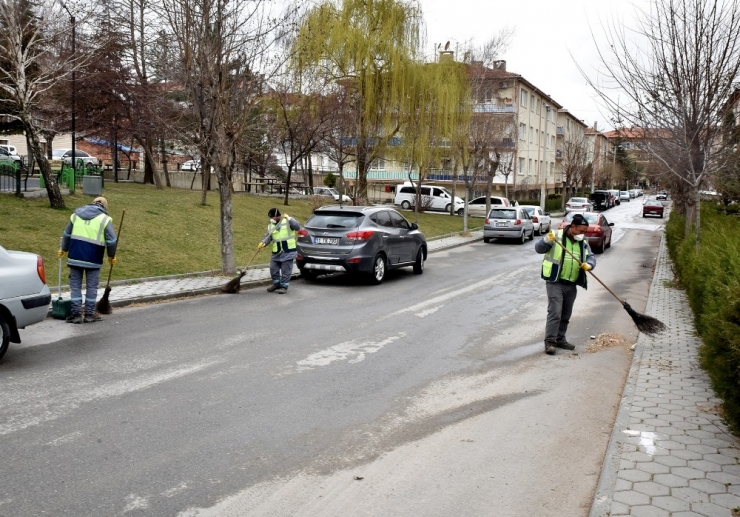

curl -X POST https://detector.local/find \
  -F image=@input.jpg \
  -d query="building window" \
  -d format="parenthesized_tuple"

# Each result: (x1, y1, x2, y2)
(536, 99, 540, 114)
(519, 123, 526, 140)
(518, 157, 525, 175)
(370, 158, 385, 170)
(551, 135, 555, 147)
(529, 126, 534, 143)
(550, 162, 554, 175)
(528, 158, 532, 173)
(530, 95, 535, 111)
(520, 89, 528, 107)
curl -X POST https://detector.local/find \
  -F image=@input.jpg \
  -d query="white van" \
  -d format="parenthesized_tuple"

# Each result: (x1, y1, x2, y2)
(394, 183, 465, 215)
(0, 145, 17, 155)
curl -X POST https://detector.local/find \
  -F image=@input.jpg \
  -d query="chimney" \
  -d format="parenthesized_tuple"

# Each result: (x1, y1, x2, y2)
(493, 60, 507, 71)
(593, 121, 598, 131)
(439, 50, 454, 63)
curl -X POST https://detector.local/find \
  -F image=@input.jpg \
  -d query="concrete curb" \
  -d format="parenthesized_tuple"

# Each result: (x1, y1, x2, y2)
(588, 233, 666, 517)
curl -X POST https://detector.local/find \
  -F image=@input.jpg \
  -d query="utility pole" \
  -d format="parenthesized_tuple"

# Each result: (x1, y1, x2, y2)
(540, 104, 550, 210)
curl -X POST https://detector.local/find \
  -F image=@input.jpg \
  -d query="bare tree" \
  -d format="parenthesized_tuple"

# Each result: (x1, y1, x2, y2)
(585, 0, 740, 247)
(558, 128, 590, 207)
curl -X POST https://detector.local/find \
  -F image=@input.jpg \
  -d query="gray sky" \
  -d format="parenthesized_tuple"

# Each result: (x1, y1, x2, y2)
(422, 0, 649, 132)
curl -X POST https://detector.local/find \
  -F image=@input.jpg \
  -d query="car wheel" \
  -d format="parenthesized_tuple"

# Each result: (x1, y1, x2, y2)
(299, 267, 317, 281)
(369, 253, 386, 284)
(0, 315, 9, 361)
(456, 208, 464, 216)
(445, 204, 451, 213)
(534, 223, 541, 236)
(528, 228, 534, 240)
(483, 237, 491, 243)
(517, 231, 526, 244)
(606, 235, 612, 249)
(594, 239, 605, 254)
(413, 248, 425, 275)
(401, 201, 411, 210)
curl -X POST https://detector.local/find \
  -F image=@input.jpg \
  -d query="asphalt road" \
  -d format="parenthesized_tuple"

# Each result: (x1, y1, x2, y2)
(1, 199, 664, 517)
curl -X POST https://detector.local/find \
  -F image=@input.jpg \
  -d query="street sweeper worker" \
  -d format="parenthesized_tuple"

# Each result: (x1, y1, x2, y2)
(58, 197, 117, 323)
(534, 213, 596, 355)
(258, 208, 302, 294)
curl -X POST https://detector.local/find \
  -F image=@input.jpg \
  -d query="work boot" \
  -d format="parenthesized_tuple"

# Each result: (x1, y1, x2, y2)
(545, 341, 556, 355)
(66, 314, 83, 324)
(555, 341, 575, 350)
(266, 284, 280, 292)
(84, 314, 103, 323)
(276, 288, 287, 294)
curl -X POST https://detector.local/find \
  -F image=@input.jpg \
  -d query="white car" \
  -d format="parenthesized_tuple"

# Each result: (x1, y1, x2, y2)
(564, 197, 593, 213)
(52, 149, 99, 167)
(619, 191, 631, 202)
(0, 146, 21, 163)
(312, 187, 351, 203)
(519, 205, 551, 235)
(0, 244, 51, 360)
(181, 159, 201, 171)
(466, 196, 511, 217)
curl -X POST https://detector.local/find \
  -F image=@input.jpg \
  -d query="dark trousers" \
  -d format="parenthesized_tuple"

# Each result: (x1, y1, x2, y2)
(545, 281, 578, 344)
(69, 266, 101, 316)
(270, 255, 294, 289)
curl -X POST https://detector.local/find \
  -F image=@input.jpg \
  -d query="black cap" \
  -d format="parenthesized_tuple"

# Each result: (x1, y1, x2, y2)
(268, 208, 281, 218)
(570, 213, 589, 226)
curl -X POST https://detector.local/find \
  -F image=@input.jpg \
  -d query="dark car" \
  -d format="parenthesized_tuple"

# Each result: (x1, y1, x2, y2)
(558, 211, 614, 253)
(643, 200, 665, 218)
(296, 206, 427, 285)
(590, 190, 614, 211)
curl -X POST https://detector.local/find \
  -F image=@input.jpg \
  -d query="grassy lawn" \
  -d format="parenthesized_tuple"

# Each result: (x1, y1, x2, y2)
(0, 182, 482, 283)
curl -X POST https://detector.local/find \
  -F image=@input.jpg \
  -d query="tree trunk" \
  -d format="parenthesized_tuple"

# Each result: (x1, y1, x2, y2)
(160, 136, 171, 188)
(283, 165, 293, 206)
(217, 168, 236, 274)
(694, 185, 701, 250)
(25, 122, 65, 208)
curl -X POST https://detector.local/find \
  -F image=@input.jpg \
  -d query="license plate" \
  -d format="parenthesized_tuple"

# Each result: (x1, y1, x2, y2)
(495, 222, 507, 227)
(315, 237, 339, 245)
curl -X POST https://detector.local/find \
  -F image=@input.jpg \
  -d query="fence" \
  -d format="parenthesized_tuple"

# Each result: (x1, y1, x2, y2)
(39, 160, 104, 193)
(0, 162, 21, 196)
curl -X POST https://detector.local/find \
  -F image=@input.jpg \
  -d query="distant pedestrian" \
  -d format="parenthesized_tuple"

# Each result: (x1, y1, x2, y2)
(534, 213, 596, 355)
(258, 208, 302, 294)
(59, 197, 117, 323)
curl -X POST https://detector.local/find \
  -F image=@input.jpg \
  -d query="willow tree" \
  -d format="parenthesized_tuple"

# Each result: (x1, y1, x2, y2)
(397, 59, 469, 221)
(292, 0, 422, 204)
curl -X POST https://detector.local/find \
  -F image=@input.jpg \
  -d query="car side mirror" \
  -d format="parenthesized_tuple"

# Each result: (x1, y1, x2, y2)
(609, 222, 614, 226)
(410, 222, 419, 230)
(545, 212, 550, 216)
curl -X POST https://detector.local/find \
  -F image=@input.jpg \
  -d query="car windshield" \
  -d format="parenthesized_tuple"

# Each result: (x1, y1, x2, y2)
(646, 201, 663, 206)
(488, 209, 517, 219)
(522, 207, 535, 216)
(569, 197, 588, 203)
(565, 213, 598, 224)
(52, 150, 66, 158)
(307, 212, 364, 228)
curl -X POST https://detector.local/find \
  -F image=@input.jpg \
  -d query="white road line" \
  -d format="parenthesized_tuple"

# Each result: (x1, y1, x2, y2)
(287, 333, 407, 374)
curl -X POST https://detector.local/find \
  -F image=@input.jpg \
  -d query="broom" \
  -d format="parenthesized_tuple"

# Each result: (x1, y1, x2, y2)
(552, 238, 667, 336)
(222, 247, 262, 293)
(95, 210, 125, 315)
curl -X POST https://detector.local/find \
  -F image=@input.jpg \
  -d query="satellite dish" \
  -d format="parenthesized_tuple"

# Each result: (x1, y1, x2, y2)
(444, 41, 450, 50)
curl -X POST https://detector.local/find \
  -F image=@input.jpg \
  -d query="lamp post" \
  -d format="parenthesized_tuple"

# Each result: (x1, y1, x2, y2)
(540, 104, 551, 210)
(58, 1, 75, 192)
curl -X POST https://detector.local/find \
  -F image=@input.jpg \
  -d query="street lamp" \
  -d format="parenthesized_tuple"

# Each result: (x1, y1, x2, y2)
(58, 1, 75, 191)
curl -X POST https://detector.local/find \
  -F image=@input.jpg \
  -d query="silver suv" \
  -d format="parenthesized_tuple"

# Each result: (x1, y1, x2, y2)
(0, 244, 51, 360)
(296, 206, 427, 284)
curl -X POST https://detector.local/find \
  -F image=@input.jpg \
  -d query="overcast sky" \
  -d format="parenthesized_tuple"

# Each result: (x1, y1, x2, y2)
(421, 0, 649, 132)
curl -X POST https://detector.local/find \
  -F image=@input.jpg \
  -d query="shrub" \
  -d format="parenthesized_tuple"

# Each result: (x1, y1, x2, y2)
(665, 203, 740, 433)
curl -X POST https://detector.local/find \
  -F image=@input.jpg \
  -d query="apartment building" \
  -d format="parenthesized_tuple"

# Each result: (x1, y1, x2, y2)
(584, 124, 614, 191)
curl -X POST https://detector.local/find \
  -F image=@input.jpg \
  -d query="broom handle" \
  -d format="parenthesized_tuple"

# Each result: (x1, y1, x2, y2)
(244, 247, 261, 269)
(104, 210, 125, 289)
(552, 237, 626, 305)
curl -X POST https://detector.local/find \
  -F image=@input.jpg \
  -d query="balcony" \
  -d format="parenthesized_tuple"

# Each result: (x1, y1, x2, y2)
(556, 127, 564, 137)
(555, 150, 563, 160)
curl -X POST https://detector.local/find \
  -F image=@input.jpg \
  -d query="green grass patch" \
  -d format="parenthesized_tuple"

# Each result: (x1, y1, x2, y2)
(665, 203, 740, 433)
(0, 183, 481, 283)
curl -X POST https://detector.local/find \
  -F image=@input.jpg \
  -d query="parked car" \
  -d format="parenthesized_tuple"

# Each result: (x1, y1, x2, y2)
(619, 191, 631, 202)
(0, 144, 18, 155)
(608, 189, 621, 206)
(466, 196, 511, 217)
(519, 205, 551, 235)
(656, 191, 668, 200)
(394, 183, 465, 215)
(558, 211, 614, 253)
(564, 197, 593, 213)
(590, 190, 614, 211)
(311, 186, 352, 203)
(0, 146, 21, 163)
(181, 159, 201, 171)
(0, 244, 52, 360)
(52, 149, 99, 167)
(483, 206, 535, 244)
(628, 189, 639, 198)
(643, 200, 665, 218)
(296, 206, 427, 285)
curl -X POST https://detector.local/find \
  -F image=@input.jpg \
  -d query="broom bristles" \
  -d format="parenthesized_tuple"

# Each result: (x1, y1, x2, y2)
(623, 302, 667, 336)
(221, 270, 246, 294)
(96, 287, 113, 315)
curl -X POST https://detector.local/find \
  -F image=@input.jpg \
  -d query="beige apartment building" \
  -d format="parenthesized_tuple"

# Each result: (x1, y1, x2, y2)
(584, 124, 614, 191)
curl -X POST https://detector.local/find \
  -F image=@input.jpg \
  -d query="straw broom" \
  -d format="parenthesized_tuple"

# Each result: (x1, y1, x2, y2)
(553, 238, 667, 336)
(95, 210, 125, 315)
(222, 248, 262, 293)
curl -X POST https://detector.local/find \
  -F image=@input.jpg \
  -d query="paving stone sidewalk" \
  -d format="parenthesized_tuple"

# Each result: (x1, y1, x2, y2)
(50, 230, 483, 310)
(590, 237, 740, 517)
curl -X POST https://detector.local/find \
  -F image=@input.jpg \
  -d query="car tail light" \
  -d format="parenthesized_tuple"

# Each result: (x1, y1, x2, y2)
(37, 256, 46, 284)
(514, 219, 521, 226)
(348, 257, 362, 264)
(485, 219, 490, 224)
(566, 204, 571, 209)
(297, 254, 304, 261)
(297, 229, 308, 237)
(532, 216, 539, 223)
(346, 230, 374, 241)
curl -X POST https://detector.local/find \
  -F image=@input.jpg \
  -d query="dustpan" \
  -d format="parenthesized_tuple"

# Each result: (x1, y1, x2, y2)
(51, 256, 72, 320)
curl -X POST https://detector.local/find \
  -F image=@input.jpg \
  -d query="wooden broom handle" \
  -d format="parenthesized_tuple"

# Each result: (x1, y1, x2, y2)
(551, 237, 625, 305)
(104, 210, 125, 288)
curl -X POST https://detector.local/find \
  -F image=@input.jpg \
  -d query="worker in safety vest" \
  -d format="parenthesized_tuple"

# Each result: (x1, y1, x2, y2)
(258, 208, 302, 294)
(534, 212, 596, 355)
(59, 197, 117, 323)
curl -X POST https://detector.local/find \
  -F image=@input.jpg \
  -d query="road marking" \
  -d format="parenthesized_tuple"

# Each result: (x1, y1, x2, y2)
(46, 431, 83, 447)
(415, 305, 443, 318)
(286, 333, 407, 374)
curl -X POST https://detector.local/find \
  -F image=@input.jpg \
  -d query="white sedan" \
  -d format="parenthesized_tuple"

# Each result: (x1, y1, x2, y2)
(565, 197, 593, 213)
(519, 205, 552, 235)
(52, 149, 99, 167)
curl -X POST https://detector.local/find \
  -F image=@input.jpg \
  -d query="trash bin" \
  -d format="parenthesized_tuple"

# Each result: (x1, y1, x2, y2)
(82, 175, 102, 196)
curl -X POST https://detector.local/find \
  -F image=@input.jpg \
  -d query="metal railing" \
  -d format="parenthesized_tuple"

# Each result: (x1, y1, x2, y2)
(0, 161, 21, 196)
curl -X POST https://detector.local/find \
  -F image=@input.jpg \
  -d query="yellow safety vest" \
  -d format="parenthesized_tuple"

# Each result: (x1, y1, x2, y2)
(269, 215, 296, 253)
(541, 228, 589, 286)
(70, 213, 111, 246)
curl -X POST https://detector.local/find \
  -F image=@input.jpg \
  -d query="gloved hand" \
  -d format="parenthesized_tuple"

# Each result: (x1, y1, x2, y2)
(57, 250, 66, 259)
(108, 257, 117, 266)
(257, 242, 265, 250)
(580, 262, 592, 272)
(545, 230, 556, 243)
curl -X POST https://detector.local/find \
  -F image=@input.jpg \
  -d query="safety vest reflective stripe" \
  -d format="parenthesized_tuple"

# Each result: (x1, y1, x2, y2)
(70, 213, 110, 244)
(270, 216, 296, 252)
(541, 229, 587, 283)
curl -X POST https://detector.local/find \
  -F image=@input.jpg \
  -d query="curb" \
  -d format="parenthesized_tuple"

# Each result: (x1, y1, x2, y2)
(588, 233, 666, 517)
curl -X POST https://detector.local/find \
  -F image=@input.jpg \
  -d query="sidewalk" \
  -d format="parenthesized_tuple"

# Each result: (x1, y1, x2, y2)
(590, 237, 740, 517)
(50, 230, 484, 310)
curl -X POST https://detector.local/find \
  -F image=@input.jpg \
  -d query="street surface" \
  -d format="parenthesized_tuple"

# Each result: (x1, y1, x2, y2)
(1, 199, 664, 516)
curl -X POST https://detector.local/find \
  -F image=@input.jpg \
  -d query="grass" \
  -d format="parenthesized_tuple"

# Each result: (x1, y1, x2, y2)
(0, 182, 482, 284)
